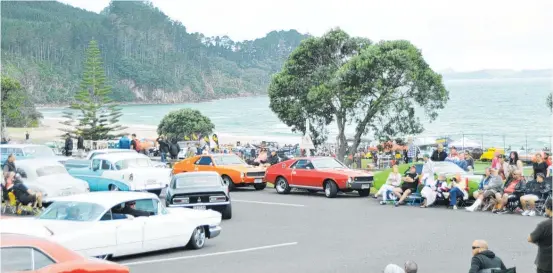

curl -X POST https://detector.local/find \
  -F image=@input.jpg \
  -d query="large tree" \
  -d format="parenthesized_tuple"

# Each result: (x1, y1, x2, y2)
(1, 76, 42, 130)
(60, 40, 125, 140)
(269, 29, 449, 159)
(157, 108, 215, 141)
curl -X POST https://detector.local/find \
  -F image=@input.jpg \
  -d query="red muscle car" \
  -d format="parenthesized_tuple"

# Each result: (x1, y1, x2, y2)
(264, 157, 374, 198)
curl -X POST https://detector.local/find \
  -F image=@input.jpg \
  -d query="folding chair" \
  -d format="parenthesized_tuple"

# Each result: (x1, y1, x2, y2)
(406, 181, 424, 206)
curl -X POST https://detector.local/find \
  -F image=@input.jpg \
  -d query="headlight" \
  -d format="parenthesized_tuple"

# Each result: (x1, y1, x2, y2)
(347, 177, 353, 183)
(241, 172, 245, 178)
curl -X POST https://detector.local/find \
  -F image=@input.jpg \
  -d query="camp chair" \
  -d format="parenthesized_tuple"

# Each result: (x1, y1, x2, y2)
(406, 180, 424, 206)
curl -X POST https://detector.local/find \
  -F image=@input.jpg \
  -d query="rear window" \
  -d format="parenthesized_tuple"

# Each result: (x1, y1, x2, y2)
(1, 148, 24, 156)
(36, 165, 67, 177)
(174, 175, 220, 188)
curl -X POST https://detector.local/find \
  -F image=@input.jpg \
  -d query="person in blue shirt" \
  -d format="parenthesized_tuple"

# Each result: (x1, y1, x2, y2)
(119, 135, 131, 149)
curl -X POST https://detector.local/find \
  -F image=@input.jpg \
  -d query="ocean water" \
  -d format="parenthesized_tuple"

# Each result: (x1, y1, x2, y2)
(40, 77, 553, 148)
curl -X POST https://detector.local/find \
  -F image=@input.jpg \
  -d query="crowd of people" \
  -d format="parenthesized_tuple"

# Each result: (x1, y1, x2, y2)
(1, 154, 43, 213)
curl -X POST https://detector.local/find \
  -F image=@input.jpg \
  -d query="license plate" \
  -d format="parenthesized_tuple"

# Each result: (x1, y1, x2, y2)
(361, 184, 370, 189)
(147, 179, 157, 185)
(254, 178, 263, 183)
(193, 206, 206, 210)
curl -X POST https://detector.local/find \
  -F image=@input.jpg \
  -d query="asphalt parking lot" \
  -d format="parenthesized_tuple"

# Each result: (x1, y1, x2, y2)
(117, 188, 545, 273)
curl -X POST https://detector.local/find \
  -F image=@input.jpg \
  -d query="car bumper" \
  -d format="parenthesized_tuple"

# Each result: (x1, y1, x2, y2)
(168, 201, 230, 208)
(132, 183, 166, 191)
(345, 182, 372, 190)
(209, 225, 222, 239)
(237, 177, 265, 185)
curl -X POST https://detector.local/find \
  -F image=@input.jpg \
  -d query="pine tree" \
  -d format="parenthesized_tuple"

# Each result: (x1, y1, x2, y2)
(61, 39, 126, 140)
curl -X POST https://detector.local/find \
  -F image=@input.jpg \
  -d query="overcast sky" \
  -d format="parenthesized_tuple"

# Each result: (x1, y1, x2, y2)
(59, 0, 553, 72)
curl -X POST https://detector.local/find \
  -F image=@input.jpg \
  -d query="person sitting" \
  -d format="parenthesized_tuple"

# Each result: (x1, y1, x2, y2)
(447, 177, 468, 210)
(494, 169, 525, 213)
(268, 150, 280, 165)
(473, 168, 492, 200)
(431, 144, 447, 162)
(12, 174, 42, 210)
(375, 165, 402, 203)
(119, 201, 150, 217)
(253, 148, 268, 166)
(466, 168, 503, 212)
(420, 173, 448, 208)
(464, 151, 475, 173)
(521, 173, 552, 216)
(468, 240, 507, 273)
(393, 165, 419, 207)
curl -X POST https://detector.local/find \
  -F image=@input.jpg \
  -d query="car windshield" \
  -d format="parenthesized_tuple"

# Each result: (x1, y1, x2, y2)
(115, 158, 152, 169)
(434, 162, 466, 174)
(23, 146, 54, 157)
(212, 155, 245, 165)
(38, 201, 105, 221)
(312, 158, 346, 169)
(175, 175, 220, 188)
(36, 165, 67, 177)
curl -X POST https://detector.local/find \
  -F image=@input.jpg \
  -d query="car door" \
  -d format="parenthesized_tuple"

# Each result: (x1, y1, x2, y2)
(194, 156, 214, 172)
(290, 159, 312, 186)
(140, 199, 186, 251)
(85, 159, 103, 191)
(100, 207, 146, 257)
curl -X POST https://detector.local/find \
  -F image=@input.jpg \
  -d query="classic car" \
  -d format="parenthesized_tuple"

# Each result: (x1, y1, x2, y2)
(0, 191, 222, 258)
(67, 153, 171, 195)
(15, 159, 90, 204)
(264, 157, 374, 198)
(0, 144, 67, 165)
(173, 154, 267, 191)
(64, 149, 168, 170)
(166, 171, 232, 220)
(479, 147, 505, 161)
(1, 233, 129, 273)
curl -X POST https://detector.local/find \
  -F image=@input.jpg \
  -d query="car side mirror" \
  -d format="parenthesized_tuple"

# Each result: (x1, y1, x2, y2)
(209, 162, 213, 166)
(92, 166, 99, 171)
(306, 166, 311, 170)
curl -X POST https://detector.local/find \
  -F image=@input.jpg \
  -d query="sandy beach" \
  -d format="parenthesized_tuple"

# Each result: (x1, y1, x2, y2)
(5, 117, 302, 145)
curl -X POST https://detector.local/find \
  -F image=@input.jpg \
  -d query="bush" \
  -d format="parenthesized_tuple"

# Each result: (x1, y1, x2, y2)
(157, 108, 215, 141)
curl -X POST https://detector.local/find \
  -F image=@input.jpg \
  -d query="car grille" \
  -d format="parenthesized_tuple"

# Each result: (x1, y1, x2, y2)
(354, 176, 373, 182)
(172, 192, 227, 204)
(246, 171, 265, 177)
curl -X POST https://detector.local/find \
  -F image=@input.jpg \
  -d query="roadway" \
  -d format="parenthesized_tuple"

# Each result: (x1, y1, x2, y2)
(115, 188, 544, 273)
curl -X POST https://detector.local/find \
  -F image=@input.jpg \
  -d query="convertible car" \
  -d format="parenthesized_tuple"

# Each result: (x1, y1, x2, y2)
(173, 154, 267, 191)
(67, 153, 171, 195)
(264, 157, 374, 198)
(1, 233, 129, 273)
(1, 192, 222, 258)
(15, 159, 90, 204)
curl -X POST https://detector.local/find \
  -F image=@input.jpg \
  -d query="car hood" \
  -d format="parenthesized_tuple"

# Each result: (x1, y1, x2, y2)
(25, 174, 89, 195)
(218, 164, 265, 172)
(316, 168, 373, 177)
(0, 218, 91, 237)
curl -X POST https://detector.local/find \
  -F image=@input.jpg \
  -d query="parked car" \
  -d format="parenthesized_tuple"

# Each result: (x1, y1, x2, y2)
(0, 144, 67, 165)
(173, 154, 267, 191)
(264, 157, 374, 198)
(64, 149, 167, 170)
(1, 233, 129, 273)
(1, 191, 222, 258)
(67, 153, 171, 195)
(166, 171, 232, 219)
(479, 147, 505, 161)
(15, 159, 90, 204)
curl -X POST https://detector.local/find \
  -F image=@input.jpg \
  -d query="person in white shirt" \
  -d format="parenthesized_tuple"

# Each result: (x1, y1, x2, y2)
(374, 165, 402, 203)
(421, 154, 435, 185)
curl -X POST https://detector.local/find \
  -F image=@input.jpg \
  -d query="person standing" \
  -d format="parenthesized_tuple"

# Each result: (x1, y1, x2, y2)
(169, 139, 180, 160)
(468, 240, 507, 273)
(156, 135, 169, 163)
(77, 134, 84, 157)
(534, 153, 548, 180)
(3, 154, 16, 175)
(431, 144, 447, 161)
(406, 137, 419, 163)
(130, 134, 141, 153)
(528, 198, 552, 273)
(25, 131, 29, 141)
(64, 134, 73, 157)
(119, 135, 131, 149)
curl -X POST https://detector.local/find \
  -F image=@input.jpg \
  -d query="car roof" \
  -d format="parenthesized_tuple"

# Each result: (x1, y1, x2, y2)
(93, 152, 149, 161)
(91, 149, 137, 154)
(0, 144, 47, 149)
(14, 158, 64, 168)
(1, 233, 82, 262)
(48, 191, 158, 208)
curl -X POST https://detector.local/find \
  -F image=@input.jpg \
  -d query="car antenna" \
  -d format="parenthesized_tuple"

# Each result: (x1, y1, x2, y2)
(43, 225, 54, 236)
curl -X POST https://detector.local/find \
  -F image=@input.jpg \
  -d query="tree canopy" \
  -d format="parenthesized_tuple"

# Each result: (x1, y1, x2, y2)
(269, 29, 449, 158)
(157, 109, 215, 141)
(60, 40, 126, 140)
(0, 75, 42, 129)
(1, 1, 309, 104)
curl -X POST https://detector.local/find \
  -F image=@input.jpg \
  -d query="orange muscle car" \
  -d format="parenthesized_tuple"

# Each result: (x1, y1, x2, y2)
(1, 233, 129, 273)
(173, 154, 268, 190)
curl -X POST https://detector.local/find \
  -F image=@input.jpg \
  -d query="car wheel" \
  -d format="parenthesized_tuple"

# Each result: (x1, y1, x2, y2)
(222, 203, 232, 220)
(253, 183, 267, 191)
(275, 177, 291, 194)
(108, 184, 119, 191)
(187, 226, 206, 249)
(222, 175, 236, 191)
(324, 180, 338, 198)
(357, 189, 370, 197)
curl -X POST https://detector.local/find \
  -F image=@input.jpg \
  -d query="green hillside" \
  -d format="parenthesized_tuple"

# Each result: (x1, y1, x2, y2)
(1, 1, 308, 104)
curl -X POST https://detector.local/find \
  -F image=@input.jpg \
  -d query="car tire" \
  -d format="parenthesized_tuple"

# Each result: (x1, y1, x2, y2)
(253, 183, 267, 191)
(187, 226, 206, 249)
(222, 203, 232, 220)
(275, 177, 291, 194)
(222, 175, 236, 191)
(357, 189, 370, 197)
(108, 184, 119, 191)
(324, 180, 338, 198)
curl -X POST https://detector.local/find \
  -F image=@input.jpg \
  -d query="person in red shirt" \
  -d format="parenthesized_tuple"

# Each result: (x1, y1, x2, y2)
(495, 170, 525, 213)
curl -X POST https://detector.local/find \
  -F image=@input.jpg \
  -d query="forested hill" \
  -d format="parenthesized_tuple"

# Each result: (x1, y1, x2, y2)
(1, 1, 309, 104)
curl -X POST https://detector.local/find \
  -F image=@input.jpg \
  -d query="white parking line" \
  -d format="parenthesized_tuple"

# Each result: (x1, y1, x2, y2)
(122, 242, 298, 266)
(232, 199, 306, 207)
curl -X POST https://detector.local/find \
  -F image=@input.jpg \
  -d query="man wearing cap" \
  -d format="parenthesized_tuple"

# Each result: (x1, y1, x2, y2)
(119, 201, 150, 217)
(520, 173, 552, 216)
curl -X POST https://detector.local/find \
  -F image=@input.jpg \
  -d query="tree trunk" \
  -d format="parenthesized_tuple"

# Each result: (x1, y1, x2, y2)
(336, 113, 348, 161)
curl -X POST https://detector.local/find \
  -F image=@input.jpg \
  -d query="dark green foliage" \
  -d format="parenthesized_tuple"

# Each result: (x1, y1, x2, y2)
(1, 1, 309, 104)
(0, 76, 42, 128)
(157, 109, 215, 141)
(59, 40, 126, 140)
(547, 93, 552, 112)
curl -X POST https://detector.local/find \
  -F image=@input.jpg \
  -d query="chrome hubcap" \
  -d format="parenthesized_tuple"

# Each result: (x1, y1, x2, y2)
(194, 227, 206, 247)
(277, 179, 286, 192)
(110, 185, 119, 191)
(325, 184, 330, 196)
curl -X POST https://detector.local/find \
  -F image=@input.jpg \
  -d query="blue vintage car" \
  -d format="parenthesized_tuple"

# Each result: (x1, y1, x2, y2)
(0, 144, 68, 165)
(67, 153, 171, 195)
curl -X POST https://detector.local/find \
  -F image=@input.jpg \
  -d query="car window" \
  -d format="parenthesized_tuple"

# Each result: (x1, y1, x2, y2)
(36, 165, 67, 177)
(196, 156, 213, 166)
(101, 160, 112, 170)
(135, 199, 158, 215)
(33, 248, 55, 270)
(91, 159, 101, 170)
(39, 201, 106, 221)
(115, 158, 151, 170)
(89, 152, 99, 159)
(1, 247, 32, 272)
(23, 146, 55, 157)
(1, 148, 24, 157)
(291, 159, 309, 169)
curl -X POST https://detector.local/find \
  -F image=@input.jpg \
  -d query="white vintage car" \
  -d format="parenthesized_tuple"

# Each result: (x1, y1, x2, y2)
(0, 192, 222, 258)
(15, 159, 90, 203)
(67, 153, 171, 195)
(64, 149, 168, 170)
